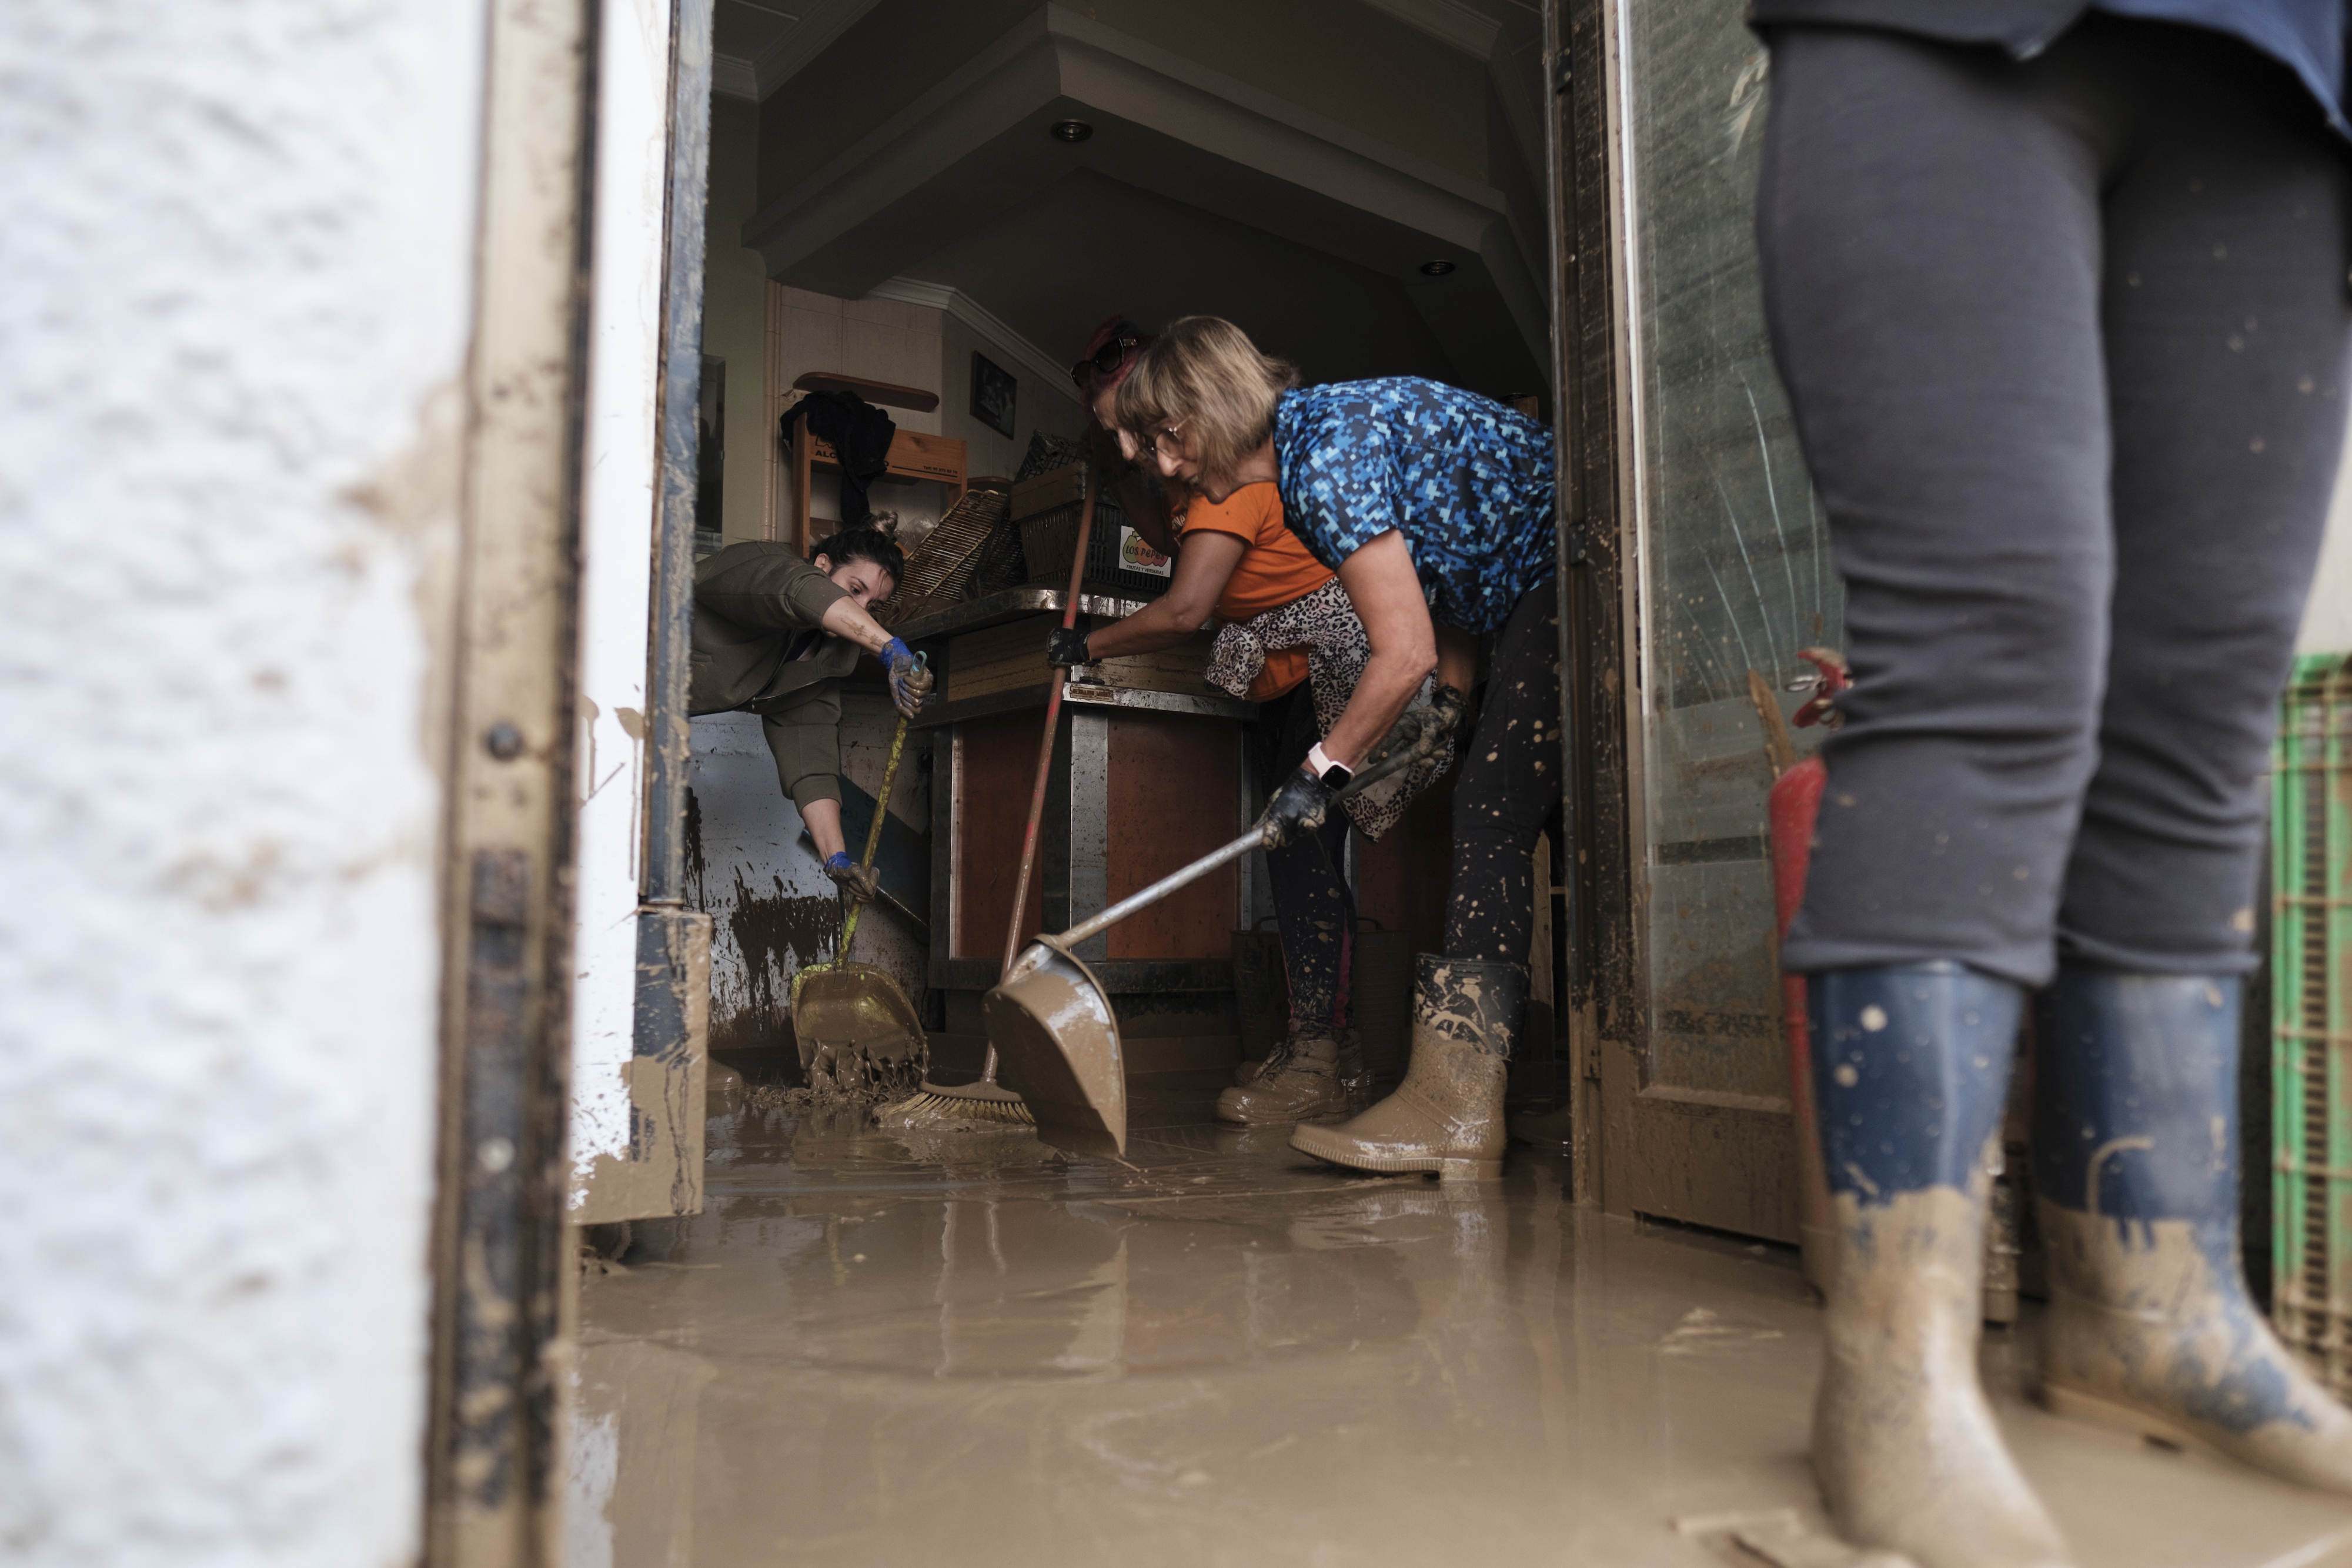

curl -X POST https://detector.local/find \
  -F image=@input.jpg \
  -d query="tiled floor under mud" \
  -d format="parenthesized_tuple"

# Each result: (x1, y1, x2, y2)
(568, 1095, 2352, 1567)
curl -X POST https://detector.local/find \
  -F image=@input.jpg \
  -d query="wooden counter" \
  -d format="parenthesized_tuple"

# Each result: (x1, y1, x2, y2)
(913, 601, 1257, 1088)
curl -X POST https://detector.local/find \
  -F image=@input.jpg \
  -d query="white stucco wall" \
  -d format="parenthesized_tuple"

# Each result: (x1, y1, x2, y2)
(570, 0, 677, 1203)
(0, 4, 486, 1563)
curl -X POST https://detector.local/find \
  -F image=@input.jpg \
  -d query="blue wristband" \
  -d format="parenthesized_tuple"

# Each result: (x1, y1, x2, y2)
(824, 850, 853, 873)
(881, 636, 912, 667)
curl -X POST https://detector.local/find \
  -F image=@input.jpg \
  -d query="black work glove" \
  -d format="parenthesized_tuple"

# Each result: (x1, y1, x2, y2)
(1430, 682, 1472, 752)
(823, 851, 881, 905)
(1046, 618, 1094, 668)
(1368, 684, 1474, 769)
(1261, 766, 1336, 848)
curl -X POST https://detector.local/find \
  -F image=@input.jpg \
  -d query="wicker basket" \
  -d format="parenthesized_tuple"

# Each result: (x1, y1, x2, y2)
(1018, 498, 1173, 600)
(878, 486, 1012, 626)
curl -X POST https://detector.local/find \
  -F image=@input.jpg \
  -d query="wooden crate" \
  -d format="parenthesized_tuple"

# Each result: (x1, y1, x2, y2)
(1010, 462, 1086, 520)
(944, 614, 1218, 703)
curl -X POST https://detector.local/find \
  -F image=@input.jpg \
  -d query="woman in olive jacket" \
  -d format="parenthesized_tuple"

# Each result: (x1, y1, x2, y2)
(688, 525, 932, 902)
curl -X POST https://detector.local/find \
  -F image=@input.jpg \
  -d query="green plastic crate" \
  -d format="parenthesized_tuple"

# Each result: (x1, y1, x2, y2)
(2273, 652, 2352, 1391)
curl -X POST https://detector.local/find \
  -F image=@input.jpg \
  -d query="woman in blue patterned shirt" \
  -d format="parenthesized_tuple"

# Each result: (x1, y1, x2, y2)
(1114, 316, 1558, 1182)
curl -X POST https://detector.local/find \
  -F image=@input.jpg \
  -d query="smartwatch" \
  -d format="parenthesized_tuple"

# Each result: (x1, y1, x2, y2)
(1307, 742, 1352, 790)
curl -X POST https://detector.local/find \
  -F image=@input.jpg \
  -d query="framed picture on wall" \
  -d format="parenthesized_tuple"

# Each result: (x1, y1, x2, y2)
(970, 350, 1017, 437)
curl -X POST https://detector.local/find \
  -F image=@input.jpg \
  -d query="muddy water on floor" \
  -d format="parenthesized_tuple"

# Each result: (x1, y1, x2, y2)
(569, 1102, 2352, 1568)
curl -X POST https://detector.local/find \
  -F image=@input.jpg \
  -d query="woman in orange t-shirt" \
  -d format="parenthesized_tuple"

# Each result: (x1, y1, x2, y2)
(1048, 316, 1455, 1128)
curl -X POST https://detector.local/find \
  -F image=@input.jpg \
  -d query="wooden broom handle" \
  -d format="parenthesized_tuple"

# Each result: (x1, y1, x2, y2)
(987, 464, 1097, 1079)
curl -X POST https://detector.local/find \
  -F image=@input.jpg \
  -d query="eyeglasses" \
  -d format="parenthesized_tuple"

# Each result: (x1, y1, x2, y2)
(1151, 421, 1189, 460)
(1068, 335, 1140, 388)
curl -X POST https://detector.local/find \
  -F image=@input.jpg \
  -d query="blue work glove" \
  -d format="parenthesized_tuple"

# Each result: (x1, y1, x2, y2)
(881, 638, 933, 718)
(1046, 620, 1094, 668)
(1261, 767, 1336, 849)
(823, 850, 881, 904)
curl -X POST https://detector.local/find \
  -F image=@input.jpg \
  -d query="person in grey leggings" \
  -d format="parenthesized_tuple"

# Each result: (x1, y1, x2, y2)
(1752, 14, 2352, 1567)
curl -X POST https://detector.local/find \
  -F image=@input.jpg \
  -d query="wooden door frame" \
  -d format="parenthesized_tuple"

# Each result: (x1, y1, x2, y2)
(1552, 0, 1800, 1240)
(423, 0, 725, 1554)
(419, 0, 596, 1552)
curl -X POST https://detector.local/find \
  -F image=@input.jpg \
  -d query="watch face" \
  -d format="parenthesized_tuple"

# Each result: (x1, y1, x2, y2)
(1319, 764, 1352, 790)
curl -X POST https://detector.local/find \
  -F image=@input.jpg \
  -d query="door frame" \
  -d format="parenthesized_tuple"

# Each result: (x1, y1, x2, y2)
(1552, 0, 1801, 1241)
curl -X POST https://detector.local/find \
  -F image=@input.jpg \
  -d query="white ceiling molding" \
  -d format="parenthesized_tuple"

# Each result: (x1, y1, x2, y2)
(713, 52, 760, 102)
(1357, 0, 1505, 59)
(867, 277, 1083, 406)
(750, 0, 883, 98)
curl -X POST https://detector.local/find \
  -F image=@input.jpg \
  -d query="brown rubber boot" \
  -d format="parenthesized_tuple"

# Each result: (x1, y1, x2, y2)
(1288, 957, 1519, 1181)
(1236, 1028, 1364, 1093)
(1216, 1030, 1343, 1124)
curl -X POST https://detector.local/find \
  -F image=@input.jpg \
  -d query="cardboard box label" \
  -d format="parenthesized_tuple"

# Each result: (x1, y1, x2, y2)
(1120, 526, 1172, 578)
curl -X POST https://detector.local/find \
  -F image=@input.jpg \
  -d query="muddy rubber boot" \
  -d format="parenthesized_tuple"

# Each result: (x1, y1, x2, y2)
(1335, 1028, 1372, 1106)
(1809, 963, 2074, 1568)
(1288, 957, 1519, 1181)
(2034, 968, 2352, 1492)
(1235, 1029, 1362, 1094)
(1233, 1041, 1286, 1089)
(1217, 1029, 1344, 1124)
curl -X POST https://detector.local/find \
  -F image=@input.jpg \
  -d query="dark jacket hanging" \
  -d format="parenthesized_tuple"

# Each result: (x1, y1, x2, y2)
(782, 389, 898, 524)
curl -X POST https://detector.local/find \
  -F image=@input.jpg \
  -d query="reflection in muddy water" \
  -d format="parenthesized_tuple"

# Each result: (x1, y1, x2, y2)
(568, 1105, 2352, 1568)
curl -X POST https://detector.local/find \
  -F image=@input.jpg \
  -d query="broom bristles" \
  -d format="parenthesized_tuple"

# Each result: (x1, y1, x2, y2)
(879, 1078, 1035, 1126)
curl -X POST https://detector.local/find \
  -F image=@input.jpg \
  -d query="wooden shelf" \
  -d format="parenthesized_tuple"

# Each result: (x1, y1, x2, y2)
(790, 370, 940, 413)
(790, 418, 967, 554)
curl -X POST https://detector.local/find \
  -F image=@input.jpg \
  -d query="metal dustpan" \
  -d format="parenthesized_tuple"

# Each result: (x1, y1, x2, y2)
(793, 960, 927, 1094)
(981, 937, 1123, 1156)
(985, 743, 1422, 1159)
(788, 658, 928, 1099)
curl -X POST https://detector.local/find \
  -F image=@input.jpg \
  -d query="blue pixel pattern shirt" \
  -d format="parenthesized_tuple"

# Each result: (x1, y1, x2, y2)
(1272, 378, 1558, 636)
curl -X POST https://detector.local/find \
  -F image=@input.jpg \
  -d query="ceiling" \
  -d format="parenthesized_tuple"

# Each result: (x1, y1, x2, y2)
(713, 0, 1536, 101)
(726, 0, 1551, 399)
(904, 169, 1464, 389)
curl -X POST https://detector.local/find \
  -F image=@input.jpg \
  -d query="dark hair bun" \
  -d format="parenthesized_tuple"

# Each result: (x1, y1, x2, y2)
(809, 524, 906, 586)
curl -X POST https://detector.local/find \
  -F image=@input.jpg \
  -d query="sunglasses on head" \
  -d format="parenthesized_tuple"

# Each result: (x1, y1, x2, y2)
(1070, 334, 1140, 388)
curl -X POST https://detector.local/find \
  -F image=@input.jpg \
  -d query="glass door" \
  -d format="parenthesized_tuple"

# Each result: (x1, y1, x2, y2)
(1599, 0, 1843, 1239)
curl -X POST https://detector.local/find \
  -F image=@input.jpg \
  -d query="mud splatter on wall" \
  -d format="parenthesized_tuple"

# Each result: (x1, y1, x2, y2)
(687, 711, 931, 1073)
(713, 869, 837, 1055)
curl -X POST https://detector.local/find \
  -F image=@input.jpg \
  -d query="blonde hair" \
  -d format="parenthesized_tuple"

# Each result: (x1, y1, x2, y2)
(1112, 317, 1299, 487)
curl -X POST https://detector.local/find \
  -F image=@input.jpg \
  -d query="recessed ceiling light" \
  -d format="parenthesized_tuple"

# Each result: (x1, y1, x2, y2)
(1050, 120, 1094, 143)
(1420, 259, 1457, 277)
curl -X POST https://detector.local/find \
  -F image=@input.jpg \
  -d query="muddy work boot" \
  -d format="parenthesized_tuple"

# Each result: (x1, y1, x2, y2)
(2034, 968, 2352, 1493)
(1237, 1029, 1367, 1095)
(1289, 957, 1520, 1181)
(1809, 963, 2074, 1568)
(1217, 1029, 1344, 1124)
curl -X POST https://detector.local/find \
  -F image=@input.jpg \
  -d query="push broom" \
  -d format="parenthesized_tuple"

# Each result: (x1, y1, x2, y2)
(882, 464, 1102, 1128)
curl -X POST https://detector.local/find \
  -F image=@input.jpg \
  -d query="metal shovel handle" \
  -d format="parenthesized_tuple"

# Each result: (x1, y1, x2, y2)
(1048, 740, 1422, 951)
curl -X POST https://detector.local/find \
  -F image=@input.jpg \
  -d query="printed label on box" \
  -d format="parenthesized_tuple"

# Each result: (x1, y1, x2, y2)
(1120, 526, 1172, 577)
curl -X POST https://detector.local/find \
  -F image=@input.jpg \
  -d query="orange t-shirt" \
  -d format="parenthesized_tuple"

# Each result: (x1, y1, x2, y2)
(1175, 482, 1334, 701)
